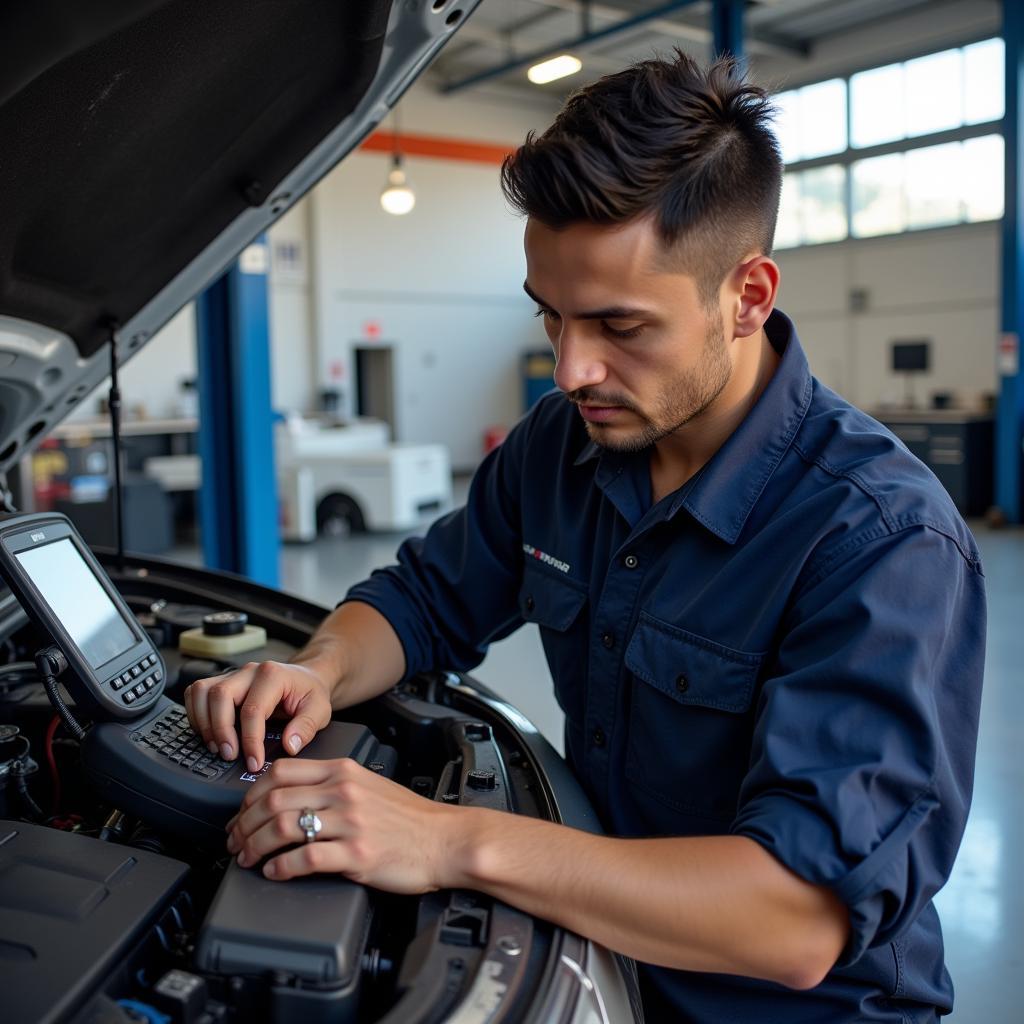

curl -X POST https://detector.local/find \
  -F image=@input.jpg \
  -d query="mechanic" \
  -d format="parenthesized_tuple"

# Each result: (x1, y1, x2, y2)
(186, 53, 985, 1022)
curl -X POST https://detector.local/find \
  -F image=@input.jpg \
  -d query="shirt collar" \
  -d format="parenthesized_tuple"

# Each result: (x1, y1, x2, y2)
(573, 309, 813, 544)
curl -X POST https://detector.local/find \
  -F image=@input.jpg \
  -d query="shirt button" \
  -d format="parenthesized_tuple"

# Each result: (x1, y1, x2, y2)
(525, 595, 535, 612)
(592, 727, 606, 748)
(601, 632, 615, 649)
(675, 674, 689, 694)
(624, 554, 638, 569)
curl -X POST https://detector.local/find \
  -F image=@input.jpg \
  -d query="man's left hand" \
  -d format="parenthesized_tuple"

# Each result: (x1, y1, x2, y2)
(225, 756, 460, 892)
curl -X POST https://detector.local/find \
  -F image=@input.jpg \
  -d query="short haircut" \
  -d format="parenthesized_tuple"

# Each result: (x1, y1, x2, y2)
(500, 51, 783, 307)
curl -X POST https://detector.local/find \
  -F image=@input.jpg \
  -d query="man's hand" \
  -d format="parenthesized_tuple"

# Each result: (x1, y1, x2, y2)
(223, 756, 847, 987)
(225, 756, 457, 892)
(183, 602, 407, 772)
(184, 661, 333, 772)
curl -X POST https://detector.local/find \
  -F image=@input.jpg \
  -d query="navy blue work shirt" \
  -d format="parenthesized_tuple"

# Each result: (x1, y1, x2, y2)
(345, 309, 986, 1023)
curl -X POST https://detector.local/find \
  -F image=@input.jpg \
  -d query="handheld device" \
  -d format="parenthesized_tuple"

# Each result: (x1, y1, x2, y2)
(0, 511, 164, 719)
(0, 511, 396, 843)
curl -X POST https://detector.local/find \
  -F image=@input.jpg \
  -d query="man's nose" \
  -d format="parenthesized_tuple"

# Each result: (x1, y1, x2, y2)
(552, 328, 606, 394)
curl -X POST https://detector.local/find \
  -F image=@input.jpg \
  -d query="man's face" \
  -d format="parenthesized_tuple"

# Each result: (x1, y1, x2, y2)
(523, 217, 733, 452)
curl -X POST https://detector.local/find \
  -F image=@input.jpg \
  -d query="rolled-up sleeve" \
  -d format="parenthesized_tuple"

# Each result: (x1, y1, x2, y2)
(731, 524, 985, 965)
(341, 414, 531, 680)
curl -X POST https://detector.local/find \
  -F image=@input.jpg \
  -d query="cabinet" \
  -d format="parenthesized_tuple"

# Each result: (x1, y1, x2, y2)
(873, 411, 994, 517)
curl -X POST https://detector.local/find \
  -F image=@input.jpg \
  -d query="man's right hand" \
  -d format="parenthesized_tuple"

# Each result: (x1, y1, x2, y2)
(184, 661, 334, 773)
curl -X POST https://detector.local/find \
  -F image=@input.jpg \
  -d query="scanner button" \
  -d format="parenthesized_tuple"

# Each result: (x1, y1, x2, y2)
(121, 672, 133, 685)
(154, 668, 163, 682)
(112, 677, 125, 690)
(131, 665, 142, 677)
(133, 682, 147, 698)
(123, 691, 137, 704)
(144, 676, 157, 690)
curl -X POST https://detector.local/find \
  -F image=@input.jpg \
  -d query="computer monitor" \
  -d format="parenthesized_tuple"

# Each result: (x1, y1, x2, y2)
(891, 341, 930, 373)
(891, 340, 931, 406)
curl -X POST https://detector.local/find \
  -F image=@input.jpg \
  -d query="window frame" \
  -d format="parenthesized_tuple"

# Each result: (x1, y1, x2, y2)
(773, 32, 1004, 251)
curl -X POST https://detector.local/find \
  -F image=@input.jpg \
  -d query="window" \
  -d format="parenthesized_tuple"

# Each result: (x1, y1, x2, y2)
(962, 134, 1004, 222)
(776, 165, 848, 249)
(850, 62, 905, 149)
(773, 37, 1005, 250)
(774, 79, 847, 162)
(850, 135, 1004, 239)
(905, 142, 963, 228)
(964, 38, 1004, 124)
(852, 154, 905, 238)
(905, 49, 963, 138)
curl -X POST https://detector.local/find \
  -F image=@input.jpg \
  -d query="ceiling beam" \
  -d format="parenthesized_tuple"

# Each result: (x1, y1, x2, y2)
(528, 0, 807, 59)
(441, 0, 707, 94)
(441, 22, 626, 79)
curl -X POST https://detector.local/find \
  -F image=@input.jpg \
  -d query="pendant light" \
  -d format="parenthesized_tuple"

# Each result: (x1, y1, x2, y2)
(380, 107, 415, 216)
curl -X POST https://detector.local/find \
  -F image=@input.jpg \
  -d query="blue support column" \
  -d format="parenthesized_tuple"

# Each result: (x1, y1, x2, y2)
(998, 3, 1024, 523)
(195, 237, 280, 585)
(712, 0, 744, 61)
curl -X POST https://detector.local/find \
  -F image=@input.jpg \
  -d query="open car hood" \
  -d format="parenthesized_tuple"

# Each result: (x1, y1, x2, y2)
(0, 0, 480, 477)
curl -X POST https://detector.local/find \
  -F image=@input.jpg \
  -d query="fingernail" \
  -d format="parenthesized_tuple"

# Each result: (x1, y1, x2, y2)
(287, 735, 300, 754)
(264, 860, 277, 879)
(237, 851, 250, 868)
(208, 741, 218, 754)
(247, 756, 258, 773)
(220, 743, 234, 761)
(226, 833, 239, 854)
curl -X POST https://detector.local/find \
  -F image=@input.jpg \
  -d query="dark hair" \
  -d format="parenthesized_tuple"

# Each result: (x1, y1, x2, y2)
(500, 51, 782, 306)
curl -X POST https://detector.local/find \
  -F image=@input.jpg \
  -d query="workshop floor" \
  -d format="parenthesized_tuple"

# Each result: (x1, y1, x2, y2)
(183, 492, 1023, 1022)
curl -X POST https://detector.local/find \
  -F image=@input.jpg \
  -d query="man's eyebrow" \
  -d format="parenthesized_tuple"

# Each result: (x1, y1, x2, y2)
(522, 282, 652, 320)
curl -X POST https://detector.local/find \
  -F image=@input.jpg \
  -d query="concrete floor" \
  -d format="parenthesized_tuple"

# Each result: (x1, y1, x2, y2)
(197, 499, 1021, 1021)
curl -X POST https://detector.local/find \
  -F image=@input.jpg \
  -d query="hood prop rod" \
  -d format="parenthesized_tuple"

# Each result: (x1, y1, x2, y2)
(107, 323, 126, 573)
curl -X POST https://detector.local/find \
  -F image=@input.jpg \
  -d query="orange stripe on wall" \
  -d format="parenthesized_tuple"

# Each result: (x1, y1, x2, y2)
(360, 131, 515, 166)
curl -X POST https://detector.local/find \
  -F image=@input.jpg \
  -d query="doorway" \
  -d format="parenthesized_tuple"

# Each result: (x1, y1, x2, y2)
(353, 345, 396, 438)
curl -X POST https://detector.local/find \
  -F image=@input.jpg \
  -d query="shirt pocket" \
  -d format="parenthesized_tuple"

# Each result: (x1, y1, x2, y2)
(624, 612, 764, 826)
(518, 562, 589, 722)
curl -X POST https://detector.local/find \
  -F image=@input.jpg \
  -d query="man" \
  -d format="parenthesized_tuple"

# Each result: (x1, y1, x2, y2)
(186, 54, 985, 1022)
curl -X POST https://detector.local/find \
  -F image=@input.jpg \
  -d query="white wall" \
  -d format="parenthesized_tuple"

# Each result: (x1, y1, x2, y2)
(267, 200, 316, 413)
(309, 82, 559, 469)
(775, 223, 999, 409)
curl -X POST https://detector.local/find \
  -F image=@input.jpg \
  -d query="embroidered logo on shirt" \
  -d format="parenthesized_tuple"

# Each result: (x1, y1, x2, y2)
(523, 543, 571, 573)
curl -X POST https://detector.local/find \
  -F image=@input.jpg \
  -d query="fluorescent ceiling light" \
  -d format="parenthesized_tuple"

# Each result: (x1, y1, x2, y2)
(380, 160, 415, 215)
(527, 54, 582, 85)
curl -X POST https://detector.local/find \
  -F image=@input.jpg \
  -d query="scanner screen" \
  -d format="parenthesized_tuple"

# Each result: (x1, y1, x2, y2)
(17, 538, 137, 669)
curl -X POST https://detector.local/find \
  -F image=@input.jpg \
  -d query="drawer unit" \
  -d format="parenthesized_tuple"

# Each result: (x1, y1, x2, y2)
(874, 412, 994, 517)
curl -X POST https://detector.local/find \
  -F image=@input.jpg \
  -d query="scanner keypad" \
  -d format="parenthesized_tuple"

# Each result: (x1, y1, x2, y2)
(135, 706, 236, 779)
(114, 655, 162, 702)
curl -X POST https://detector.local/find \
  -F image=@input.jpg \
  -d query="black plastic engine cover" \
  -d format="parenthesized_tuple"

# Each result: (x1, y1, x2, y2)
(0, 819, 189, 1024)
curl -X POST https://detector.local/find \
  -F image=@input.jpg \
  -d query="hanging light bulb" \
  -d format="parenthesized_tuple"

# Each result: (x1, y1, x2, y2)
(380, 106, 415, 215)
(380, 155, 416, 215)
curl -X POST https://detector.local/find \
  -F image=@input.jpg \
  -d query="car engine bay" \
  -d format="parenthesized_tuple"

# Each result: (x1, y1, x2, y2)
(0, 551, 618, 1024)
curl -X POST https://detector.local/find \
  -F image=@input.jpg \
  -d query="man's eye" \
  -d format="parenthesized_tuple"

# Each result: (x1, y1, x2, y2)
(534, 308, 560, 322)
(603, 321, 643, 339)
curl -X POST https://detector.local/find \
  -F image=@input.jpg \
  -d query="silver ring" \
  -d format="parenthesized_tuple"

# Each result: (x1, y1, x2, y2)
(298, 808, 322, 843)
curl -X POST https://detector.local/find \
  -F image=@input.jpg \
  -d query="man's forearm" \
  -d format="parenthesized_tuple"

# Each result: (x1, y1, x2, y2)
(448, 810, 849, 990)
(289, 601, 407, 708)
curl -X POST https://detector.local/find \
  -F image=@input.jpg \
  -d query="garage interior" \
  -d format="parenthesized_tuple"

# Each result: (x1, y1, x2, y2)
(5, 1, 1021, 1021)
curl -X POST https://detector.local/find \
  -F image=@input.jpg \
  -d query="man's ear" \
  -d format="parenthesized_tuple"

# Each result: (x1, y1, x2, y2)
(727, 255, 780, 339)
